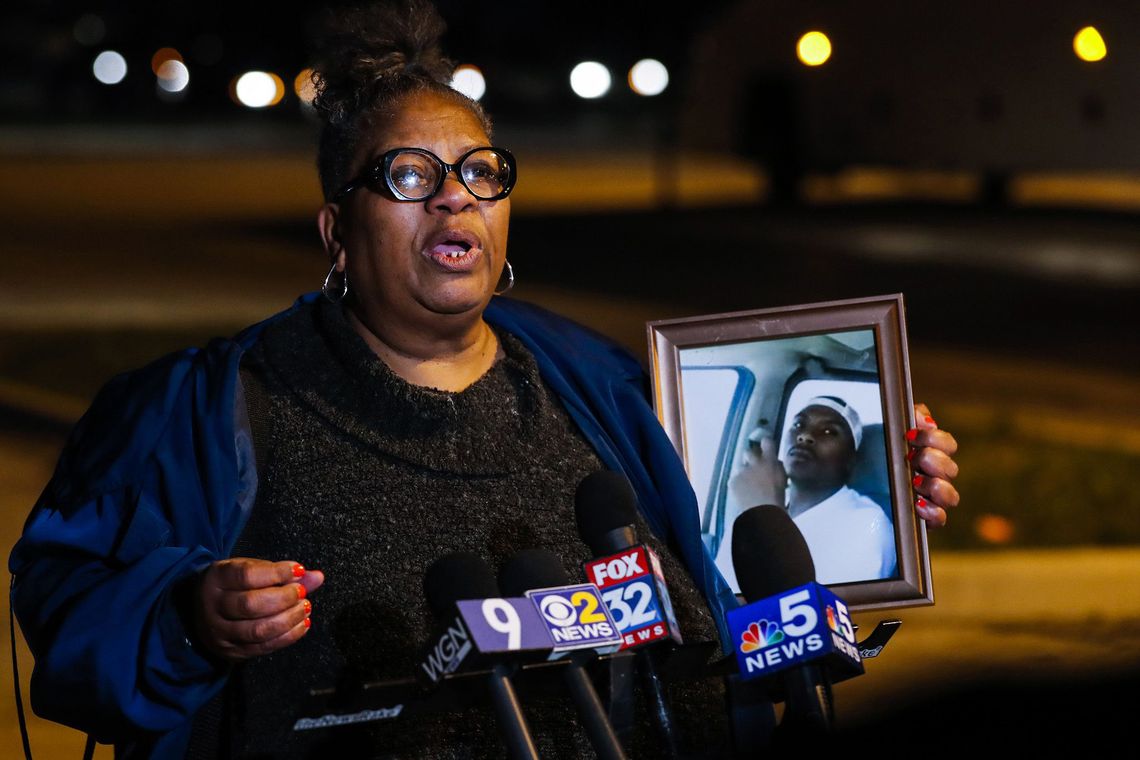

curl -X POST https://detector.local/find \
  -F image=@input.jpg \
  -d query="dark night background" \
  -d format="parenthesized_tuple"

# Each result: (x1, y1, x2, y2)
(1, 1, 1138, 755)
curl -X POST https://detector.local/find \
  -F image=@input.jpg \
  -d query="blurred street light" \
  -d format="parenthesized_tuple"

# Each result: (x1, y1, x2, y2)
(451, 64, 486, 101)
(156, 60, 190, 93)
(1073, 26, 1107, 62)
(570, 61, 611, 99)
(294, 68, 317, 107)
(796, 31, 832, 66)
(628, 58, 669, 96)
(234, 71, 285, 108)
(92, 51, 127, 85)
(151, 48, 183, 75)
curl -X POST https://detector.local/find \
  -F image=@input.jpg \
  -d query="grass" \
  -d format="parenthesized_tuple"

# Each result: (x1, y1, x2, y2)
(931, 428, 1140, 549)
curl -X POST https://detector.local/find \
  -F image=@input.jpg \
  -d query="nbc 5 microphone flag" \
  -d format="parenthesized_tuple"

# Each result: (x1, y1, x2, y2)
(726, 581, 864, 681)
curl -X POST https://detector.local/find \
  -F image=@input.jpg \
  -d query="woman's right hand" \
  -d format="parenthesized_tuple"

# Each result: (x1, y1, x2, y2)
(192, 558, 325, 662)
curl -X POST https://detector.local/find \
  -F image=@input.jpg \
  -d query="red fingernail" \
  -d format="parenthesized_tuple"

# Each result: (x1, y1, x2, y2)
(906, 429, 918, 441)
(292, 563, 305, 578)
(303, 617, 312, 630)
(906, 448, 916, 461)
(296, 584, 306, 600)
(925, 416, 936, 426)
(913, 475, 924, 488)
(303, 599, 312, 615)
(916, 497, 927, 508)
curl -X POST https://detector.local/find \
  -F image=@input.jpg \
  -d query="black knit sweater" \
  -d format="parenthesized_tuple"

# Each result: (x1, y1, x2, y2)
(190, 300, 724, 759)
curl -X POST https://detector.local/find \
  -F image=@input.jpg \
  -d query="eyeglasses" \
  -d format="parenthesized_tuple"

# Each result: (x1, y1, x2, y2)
(334, 146, 517, 203)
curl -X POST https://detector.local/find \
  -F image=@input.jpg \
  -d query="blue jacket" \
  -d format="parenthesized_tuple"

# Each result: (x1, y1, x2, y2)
(9, 293, 738, 757)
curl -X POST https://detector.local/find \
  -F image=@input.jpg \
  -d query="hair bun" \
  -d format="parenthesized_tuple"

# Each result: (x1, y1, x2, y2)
(311, 0, 455, 125)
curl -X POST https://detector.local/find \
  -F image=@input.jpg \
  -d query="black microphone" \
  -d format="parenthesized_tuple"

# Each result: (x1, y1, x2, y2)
(500, 548, 629, 760)
(422, 552, 541, 760)
(574, 470, 683, 757)
(730, 506, 863, 743)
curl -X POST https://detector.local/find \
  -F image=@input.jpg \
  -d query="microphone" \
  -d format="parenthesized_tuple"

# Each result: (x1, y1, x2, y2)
(728, 506, 864, 741)
(574, 470, 683, 756)
(421, 552, 541, 760)
(499, 549, 629, 760)
(575, 471, 682, 649)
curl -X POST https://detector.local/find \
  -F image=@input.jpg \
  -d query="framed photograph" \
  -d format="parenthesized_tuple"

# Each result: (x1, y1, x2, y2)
(647, 294, 932, 612)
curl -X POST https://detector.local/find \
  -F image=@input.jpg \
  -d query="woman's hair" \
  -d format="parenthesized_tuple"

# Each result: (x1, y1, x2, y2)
(309, 0, 493, 201)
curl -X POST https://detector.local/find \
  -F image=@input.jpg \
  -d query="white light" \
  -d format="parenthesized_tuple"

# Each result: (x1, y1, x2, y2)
(628, 58, 668, 96)
(450, 64, 486, 101)
(156, 60, 190, 92)
(570, 61, 611, 99)
(235, 71, 277, 108)
(92, 50, 127, 85)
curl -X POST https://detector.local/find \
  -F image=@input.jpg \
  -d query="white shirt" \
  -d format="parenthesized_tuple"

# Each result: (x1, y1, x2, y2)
(714, 485, 896, 590)
(792, 486, 896, 585)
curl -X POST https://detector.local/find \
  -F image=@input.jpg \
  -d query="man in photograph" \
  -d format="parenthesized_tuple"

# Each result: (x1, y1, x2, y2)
(719, 395, 896, 586)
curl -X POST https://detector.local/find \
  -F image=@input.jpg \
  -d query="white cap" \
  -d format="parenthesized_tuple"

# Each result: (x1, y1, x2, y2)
(800, 395, 862, 450)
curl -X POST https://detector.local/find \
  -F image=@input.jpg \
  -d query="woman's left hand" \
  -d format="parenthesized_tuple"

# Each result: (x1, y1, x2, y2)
(908, 402, 959, 527)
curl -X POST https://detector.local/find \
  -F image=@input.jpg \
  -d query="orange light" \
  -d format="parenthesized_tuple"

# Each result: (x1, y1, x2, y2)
(974, 514, 1015, 545)
(294, 68, 316, 104)
(268, 72, 286, 106)
(151, 47, 183, 75)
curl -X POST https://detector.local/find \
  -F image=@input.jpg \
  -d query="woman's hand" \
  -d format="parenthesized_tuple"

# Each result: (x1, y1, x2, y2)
(191, 558, 325, 662)
(908, 402, 960, 527)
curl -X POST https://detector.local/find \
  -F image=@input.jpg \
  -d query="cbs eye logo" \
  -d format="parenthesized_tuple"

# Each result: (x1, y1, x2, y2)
(538, 591, 607, 627)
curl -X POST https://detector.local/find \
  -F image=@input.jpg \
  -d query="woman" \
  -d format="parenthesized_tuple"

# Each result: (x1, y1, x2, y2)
(8, 2, 960, 758)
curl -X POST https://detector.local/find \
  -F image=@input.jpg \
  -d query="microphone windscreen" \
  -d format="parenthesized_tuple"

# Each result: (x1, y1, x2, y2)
(731, 505, 816, 603)
(423, 552, 499, 621)
(498, 548, 571, 597)
(574, 470, 640, 553)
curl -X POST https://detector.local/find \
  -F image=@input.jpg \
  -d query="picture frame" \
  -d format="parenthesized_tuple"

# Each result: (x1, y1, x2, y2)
(647, 294, 933, 612)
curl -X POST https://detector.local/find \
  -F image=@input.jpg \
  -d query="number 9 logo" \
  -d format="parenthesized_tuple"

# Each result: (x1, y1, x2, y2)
(482, 599, 522, 650)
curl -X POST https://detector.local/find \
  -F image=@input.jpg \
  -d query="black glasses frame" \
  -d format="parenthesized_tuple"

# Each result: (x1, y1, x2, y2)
(334, 146, 517, 203)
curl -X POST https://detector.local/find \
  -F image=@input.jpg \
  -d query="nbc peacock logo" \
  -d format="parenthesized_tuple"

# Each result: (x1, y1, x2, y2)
(739, 620, 784, 652)
(825, 604, 839, 633)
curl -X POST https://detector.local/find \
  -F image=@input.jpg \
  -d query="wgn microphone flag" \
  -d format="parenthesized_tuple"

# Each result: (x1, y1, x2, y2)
(420, 552, 543, 760)
(575, 470, 682, 650)
(727, 506, 864, 737)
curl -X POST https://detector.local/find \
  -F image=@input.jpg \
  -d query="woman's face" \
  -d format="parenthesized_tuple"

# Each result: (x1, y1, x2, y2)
(328, 91, 511, 328)
(782, 405, 857, 487)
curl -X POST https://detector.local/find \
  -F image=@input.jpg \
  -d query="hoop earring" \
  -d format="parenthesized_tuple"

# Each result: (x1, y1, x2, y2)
(494, 260, 515, 295)
(323, 263, 348, 303)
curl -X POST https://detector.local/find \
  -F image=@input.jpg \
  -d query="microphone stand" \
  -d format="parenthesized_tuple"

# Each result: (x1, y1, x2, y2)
(487, 662, 540, 760)
(778, 664, 834, 737)
(636, 648, 682, 758)
(596, 525, 682, 758)
(563, 652, 628, 760)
